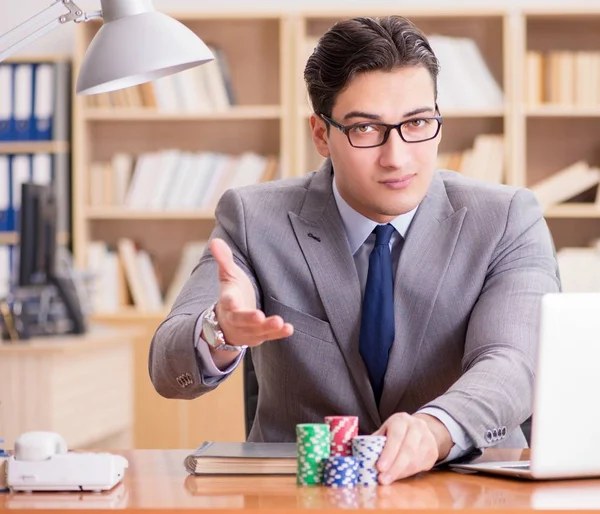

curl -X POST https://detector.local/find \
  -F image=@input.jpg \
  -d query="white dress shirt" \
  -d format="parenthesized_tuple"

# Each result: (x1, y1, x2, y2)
(194, 177, 474, 462)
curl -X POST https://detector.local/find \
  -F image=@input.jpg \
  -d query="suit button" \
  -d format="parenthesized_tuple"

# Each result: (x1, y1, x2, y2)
(485, 430, 493, 443)
(501, 426, 507, 437)
(493, 429, 498, 440)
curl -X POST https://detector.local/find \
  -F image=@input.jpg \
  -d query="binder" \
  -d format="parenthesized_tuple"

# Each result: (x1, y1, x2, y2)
(0, 64, 13, 141)
(0, 246, 10, 299)
(0, 156, 10, 231)
(33, 63, 55, 141)
(13, 64, 34, 141)
(10, 154, 32, 231)
(32, 153, 52, 185)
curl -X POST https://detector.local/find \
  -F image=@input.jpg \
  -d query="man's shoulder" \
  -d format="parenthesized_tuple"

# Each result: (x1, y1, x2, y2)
(435, 169, 525, 210)
(224, 172, 318, 214)
(237, 173, 315, 197)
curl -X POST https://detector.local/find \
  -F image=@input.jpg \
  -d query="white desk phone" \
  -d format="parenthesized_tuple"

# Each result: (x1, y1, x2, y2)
(0, 431, 128, 492)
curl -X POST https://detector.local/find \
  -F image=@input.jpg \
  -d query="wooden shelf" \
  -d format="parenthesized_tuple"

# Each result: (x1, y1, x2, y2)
(4, 54, 70, 63)
(544, 204, 600, 219)
(526, 106, 600, 117)
(91, 309, 168, 322)
(0, 141, 70, 154)
(85, 209, 216, 220)
(0, 232, 70, 245)
(300, 106, 505, 119)
(84, 105, 283, 121)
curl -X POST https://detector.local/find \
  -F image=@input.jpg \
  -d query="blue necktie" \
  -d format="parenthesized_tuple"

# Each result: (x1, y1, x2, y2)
(359, 224, 395, 405)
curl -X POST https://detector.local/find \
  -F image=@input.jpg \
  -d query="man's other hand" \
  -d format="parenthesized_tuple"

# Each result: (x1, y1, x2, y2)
(372, 412, 453, 483)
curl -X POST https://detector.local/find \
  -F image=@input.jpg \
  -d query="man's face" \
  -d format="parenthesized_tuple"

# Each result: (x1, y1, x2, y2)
(310, 66, 441, 223)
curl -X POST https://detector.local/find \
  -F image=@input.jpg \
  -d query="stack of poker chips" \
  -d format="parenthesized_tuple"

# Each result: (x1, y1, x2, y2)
(296, 423, 330, 485)
(325, 415, 358, 456)
(352, 435, 386, 486)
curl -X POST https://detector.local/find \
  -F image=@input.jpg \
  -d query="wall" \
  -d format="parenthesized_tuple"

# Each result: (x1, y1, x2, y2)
(2, 0, 600, 56)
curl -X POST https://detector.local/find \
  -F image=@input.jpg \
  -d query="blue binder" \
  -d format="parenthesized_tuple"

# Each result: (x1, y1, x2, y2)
(33, 63, 55, 141)
(0, 64, 13, 141)
(13, 63, 34, 141)
(0, 155, 9, 231)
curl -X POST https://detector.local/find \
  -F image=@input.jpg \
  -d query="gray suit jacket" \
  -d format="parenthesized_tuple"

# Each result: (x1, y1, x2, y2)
(149, 159, 560, 449)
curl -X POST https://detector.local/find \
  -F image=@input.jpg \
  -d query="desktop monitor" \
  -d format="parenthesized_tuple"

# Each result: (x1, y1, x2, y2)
(17, 182, 86, 334)
(18, 182, 57, 287)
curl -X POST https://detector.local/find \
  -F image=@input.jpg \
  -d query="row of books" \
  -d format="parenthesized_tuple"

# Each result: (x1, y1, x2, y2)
(87, 239, 207, 313)
(88, 150, 279, 212)
(436, 134, 505, 184)
(529, 161, 600, 210)
(87, 46, 235, 111)
(525, 51, 600, 106)
(0, 62, 70, 141)
(305, 34, 504, 111)
(0, 153, 70, 233)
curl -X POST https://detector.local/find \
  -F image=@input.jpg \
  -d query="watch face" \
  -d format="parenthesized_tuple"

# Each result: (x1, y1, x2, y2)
(202, 318, 217, 347)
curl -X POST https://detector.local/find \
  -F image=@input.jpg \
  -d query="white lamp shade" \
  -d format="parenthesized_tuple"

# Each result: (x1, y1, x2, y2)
(76, 11, 214, 95)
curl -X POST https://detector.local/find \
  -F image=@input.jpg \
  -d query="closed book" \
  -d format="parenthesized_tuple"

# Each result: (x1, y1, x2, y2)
(184, 442, 297, 475)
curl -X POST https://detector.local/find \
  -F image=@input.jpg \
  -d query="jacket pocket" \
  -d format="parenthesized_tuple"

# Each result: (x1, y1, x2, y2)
(265, 295, 335, 344)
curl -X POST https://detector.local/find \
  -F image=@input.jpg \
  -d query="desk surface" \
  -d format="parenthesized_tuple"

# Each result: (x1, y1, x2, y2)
(2, 449, 600, 513)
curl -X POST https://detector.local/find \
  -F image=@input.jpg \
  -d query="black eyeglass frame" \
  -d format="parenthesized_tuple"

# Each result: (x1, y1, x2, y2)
(319, 107, 443, 148)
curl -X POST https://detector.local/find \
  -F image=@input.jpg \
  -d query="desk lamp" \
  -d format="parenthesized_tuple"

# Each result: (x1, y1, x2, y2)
(0, 0, 215, 95)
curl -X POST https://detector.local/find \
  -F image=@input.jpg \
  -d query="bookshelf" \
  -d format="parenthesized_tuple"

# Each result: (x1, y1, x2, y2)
(72, 13, 293, 322)
(517, 8, 600, 248)
(71, 7, 600, 320)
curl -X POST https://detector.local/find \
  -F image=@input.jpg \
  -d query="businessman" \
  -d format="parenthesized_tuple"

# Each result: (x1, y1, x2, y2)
(149, 15, 560, 483)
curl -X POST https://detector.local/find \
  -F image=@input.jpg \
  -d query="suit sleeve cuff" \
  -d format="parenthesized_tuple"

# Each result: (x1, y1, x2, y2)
(417, 406, 475, 464)
(194, 310, 245, 385)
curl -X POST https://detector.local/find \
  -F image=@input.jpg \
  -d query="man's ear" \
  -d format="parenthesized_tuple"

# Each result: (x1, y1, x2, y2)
(309, 114, 331, 158)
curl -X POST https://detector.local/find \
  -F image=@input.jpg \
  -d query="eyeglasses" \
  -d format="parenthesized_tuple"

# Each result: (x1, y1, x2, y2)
(319, 111, 443, 148)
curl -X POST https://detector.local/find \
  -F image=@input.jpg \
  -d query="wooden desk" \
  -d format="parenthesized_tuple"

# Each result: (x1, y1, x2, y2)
(0, 326, 135, 450)
(2, 449, 600, 512)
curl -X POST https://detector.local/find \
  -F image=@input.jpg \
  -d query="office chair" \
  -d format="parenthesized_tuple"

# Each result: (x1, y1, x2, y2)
(243, 352, 259, 439)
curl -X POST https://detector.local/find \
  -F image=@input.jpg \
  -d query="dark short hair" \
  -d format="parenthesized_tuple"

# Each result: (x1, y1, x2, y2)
(304, 16, 439, 117)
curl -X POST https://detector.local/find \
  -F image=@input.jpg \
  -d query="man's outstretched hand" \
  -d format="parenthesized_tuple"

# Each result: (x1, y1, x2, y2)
(207, 238, 293, 363)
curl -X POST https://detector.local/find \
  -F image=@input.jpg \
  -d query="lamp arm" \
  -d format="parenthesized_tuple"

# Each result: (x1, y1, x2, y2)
(0, 0, 100, 62)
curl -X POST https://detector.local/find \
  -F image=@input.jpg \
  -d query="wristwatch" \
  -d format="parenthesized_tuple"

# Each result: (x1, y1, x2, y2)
(202, 303, 247, 352)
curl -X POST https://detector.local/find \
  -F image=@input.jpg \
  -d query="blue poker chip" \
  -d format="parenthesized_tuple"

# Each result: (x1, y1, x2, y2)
(323, 456, 359, 488)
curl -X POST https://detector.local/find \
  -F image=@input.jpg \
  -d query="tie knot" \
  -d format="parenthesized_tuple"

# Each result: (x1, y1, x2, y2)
(374, 224, 395, 246)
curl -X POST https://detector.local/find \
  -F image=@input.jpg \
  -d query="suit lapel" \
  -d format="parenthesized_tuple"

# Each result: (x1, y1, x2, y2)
(379, 173, 467, 421)
(289, 160, 381, 427)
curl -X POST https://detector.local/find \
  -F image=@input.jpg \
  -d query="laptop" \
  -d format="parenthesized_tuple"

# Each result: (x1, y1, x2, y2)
(451, 292, 600, 480)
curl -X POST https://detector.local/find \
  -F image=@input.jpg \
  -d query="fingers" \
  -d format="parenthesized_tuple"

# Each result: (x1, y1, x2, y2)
(376, 415, 409, 478)
(218, 307, 294, 346)
(210, 238, 237, 283)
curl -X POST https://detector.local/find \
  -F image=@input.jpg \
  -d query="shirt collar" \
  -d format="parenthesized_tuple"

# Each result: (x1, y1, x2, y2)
(332, 176, 418, 255)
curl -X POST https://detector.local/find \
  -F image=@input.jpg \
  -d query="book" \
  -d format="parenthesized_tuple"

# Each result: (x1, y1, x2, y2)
(184, 442, 297, 475)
